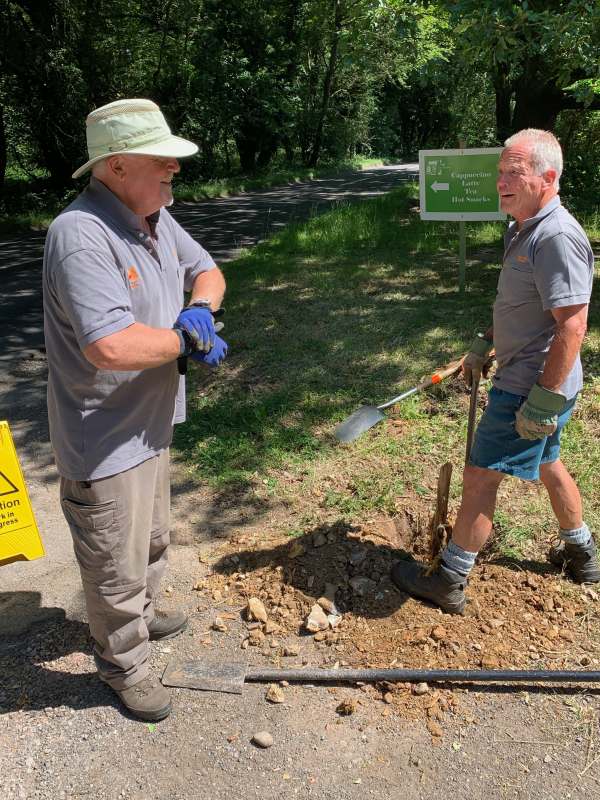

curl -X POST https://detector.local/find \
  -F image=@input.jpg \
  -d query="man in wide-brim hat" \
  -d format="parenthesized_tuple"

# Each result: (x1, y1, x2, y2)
(43, 99, 227, 721)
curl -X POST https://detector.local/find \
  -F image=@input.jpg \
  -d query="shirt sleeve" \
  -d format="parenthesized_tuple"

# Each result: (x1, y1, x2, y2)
(533, 232, 593, 311)
(49, 249, 135, 349)
(169, 216, 217, 291)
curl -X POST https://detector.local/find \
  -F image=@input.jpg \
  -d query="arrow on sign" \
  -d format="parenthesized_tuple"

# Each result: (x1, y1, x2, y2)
(431, 182, 449, 192)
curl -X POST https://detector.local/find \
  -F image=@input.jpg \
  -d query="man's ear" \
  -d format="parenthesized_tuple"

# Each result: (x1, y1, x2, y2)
(106, 155, 126, 180)
(542, 168, 557, 189)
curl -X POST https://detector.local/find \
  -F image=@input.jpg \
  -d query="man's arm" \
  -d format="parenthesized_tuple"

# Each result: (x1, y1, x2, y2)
(189, 266, 226, 310)
(84, 324, 181, 370)
(538, 304, 588, 392)
(85, 267, 227, 371)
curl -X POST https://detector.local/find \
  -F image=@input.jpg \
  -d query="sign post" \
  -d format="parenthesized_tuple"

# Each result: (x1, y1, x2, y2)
(418, 148, 506, 292)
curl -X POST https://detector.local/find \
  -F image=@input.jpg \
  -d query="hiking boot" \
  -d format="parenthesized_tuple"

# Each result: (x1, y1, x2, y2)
(115, 674, 171, 721)
(390, 558, 467, 614)
(148, 610, 188, 641)
(548, 538, 600, 584)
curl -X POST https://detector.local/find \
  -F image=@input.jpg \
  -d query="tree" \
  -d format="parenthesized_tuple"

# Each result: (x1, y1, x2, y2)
(448, 0, 600, 140)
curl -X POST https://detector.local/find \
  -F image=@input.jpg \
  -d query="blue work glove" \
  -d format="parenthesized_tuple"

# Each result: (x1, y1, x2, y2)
(515, 383, 566, 440)
(190, 334, 228, 368)
(174, 306, 215, 353)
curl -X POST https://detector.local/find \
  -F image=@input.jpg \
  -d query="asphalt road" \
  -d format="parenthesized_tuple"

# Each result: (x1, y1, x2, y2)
(0, 164, 417, 366)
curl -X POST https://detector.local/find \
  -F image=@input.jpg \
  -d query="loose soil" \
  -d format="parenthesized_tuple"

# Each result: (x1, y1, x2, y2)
(196, 496, 600, 733)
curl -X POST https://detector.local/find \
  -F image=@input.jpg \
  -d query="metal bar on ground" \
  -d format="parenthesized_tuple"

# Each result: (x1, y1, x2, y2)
(246, 667, 600, 684)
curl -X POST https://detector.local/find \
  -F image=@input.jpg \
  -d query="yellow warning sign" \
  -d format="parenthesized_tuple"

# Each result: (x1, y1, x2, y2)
(0, 420, 45, 566)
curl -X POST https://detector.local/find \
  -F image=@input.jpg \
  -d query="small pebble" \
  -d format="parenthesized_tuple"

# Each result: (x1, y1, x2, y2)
(252, 731, 274, 749)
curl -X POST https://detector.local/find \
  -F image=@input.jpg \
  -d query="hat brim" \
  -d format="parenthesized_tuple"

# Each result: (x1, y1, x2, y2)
(71, 135, 199, 179)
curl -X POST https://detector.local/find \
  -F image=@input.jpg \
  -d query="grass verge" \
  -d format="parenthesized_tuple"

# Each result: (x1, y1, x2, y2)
(173, 184, 600, 557)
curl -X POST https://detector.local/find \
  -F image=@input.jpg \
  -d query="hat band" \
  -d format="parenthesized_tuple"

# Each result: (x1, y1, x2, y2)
(88, 127, 172, 159)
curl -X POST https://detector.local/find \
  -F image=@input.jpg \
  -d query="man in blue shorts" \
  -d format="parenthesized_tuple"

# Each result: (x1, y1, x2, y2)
(391, 128, 598, 614)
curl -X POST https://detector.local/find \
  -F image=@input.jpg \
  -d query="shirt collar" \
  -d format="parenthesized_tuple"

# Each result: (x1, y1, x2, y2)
(519, 195, 561, 230)
(85, 176, 161, 237)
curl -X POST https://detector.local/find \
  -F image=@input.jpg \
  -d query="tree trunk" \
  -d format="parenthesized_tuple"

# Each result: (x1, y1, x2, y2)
(493, 65, 513, 143)
(235, 128, 258, 173)
(0, 103, 6, 187)
(511, 80, 567, 133)
(308, 0, 342, 167)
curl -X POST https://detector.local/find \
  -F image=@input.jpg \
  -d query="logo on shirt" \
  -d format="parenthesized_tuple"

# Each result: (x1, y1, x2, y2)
(127, 266, 141, 289)
(516, 255, 529, 264)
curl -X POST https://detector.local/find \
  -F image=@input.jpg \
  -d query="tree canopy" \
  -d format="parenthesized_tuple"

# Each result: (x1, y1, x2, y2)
(1, 0, 598, 195)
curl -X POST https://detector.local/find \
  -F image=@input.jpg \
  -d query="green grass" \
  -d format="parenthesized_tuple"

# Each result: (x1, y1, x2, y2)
(172, 182, 600, 555)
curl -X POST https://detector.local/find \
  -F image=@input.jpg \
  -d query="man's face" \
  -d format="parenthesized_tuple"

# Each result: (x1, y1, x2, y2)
(496, 142, 555, 225)
(115, 155, 180, 216)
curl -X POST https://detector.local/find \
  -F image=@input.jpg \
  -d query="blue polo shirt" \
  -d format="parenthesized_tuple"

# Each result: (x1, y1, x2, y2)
(43, 177, 216, 480)
(493, 197, 594, 398)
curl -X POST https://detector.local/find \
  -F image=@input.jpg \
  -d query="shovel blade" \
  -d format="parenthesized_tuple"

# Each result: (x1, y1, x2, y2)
(162, 657, 247, 694)
(334, 405, 385, 443)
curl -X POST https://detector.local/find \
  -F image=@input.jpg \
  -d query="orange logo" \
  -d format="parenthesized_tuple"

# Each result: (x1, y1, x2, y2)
(516, 255, 528, 263)
(128, 266, 140, 289)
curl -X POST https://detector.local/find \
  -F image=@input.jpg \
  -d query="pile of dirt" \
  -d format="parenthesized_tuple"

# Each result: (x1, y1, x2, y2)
(194, 513, 600, 736)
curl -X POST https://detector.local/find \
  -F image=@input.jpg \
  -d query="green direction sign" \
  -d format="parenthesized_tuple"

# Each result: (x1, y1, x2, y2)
(419, 148, 506, 221)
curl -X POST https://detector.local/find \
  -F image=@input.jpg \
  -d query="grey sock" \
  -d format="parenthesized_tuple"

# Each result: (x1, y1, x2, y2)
(559, 522, 592, 547)
(440, 539, 478, 578)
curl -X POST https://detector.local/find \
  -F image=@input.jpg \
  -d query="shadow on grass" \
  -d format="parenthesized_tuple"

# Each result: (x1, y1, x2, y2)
(174, 186, 600, 540)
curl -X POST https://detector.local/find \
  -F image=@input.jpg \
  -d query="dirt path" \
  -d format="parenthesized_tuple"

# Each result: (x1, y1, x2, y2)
(1, 166, 600, 799)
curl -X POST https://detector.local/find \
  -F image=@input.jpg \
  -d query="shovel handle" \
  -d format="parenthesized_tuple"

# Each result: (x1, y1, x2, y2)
(465, 373, 480, 465)
(377, 356, 464, 411)
(419, 356, 464, 390)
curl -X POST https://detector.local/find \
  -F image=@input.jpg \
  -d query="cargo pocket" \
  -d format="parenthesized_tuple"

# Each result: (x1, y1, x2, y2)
(61, 497, 118, 582)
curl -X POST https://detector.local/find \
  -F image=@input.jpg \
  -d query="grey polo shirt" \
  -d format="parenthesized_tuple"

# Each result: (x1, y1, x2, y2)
(43, 177, 216, 480)
(492, 197, 594, 398)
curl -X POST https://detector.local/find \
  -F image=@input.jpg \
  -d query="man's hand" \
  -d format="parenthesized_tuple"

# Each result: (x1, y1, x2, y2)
(515, 383, 566, 440)
(462, 334, 494, 387)
(174, 306, 215, 353)
(190, 335, 228, 368)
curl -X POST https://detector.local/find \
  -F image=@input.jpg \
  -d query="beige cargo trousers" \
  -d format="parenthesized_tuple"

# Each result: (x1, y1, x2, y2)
(60, 450, 170, 690)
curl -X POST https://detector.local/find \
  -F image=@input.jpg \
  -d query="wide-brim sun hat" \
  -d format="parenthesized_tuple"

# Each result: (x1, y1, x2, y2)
(72, 98, 198, 179)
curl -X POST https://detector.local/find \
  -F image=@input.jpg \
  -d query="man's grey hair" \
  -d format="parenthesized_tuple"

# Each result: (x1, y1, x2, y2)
(504, 128, 563, 190)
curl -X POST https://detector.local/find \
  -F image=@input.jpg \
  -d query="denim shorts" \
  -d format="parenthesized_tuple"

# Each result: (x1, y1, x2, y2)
(469, 387, 577, 481)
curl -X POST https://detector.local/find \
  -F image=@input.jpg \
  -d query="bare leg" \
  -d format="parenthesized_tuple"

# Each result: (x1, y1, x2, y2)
(539, 459, 582, 530)
(451, 465, 505, 552)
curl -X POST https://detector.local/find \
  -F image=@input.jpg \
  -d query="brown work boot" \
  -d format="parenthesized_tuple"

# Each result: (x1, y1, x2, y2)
(115, 674, 171, 721)
(148, 609, 188, 641)
(548, 538, 600, 584)
(391, 558, 467, 614)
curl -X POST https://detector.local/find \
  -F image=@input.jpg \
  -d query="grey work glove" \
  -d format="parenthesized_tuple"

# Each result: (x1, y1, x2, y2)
(515, 383, 567, 440)
(462, 334, 494, 387)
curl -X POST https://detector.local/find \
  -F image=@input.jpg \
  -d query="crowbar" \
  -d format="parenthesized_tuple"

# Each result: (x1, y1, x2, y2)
(162, 657, 600, 695)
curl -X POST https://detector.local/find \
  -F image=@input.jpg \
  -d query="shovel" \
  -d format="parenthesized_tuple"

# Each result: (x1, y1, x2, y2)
(334, 356, 464, 443)
(162, 656, 600, 695)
